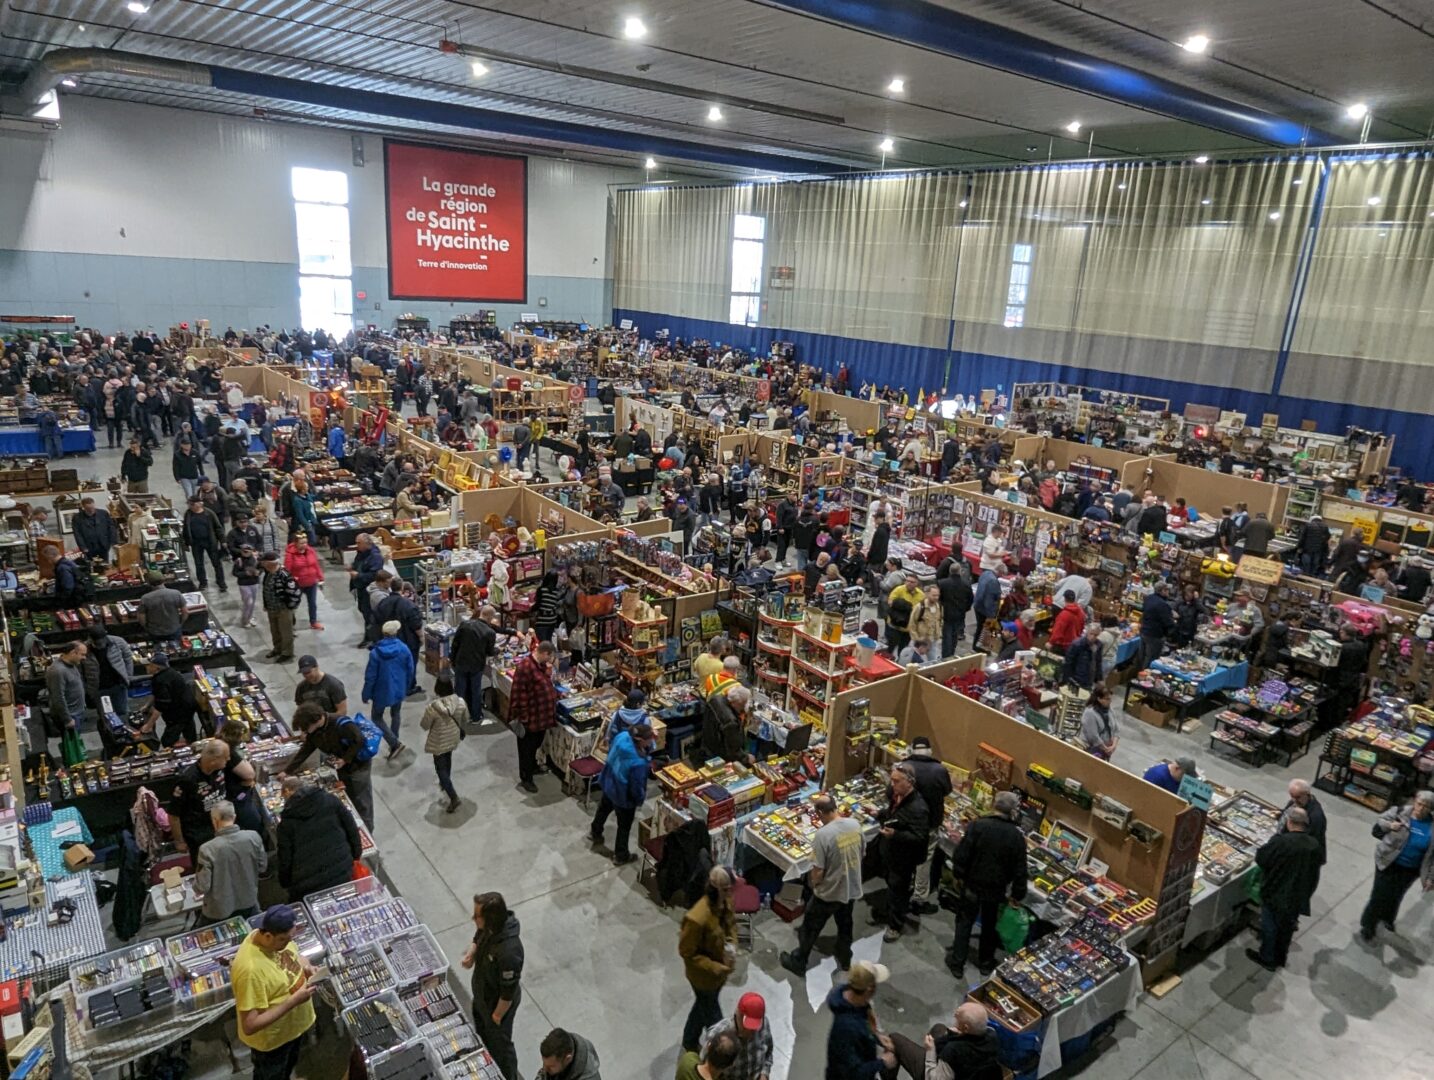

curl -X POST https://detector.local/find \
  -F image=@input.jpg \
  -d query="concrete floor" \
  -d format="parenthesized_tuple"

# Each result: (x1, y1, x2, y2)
(47, 437, 1434, 1080)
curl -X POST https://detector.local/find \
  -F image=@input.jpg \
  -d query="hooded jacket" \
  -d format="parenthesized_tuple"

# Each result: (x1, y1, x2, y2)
(824, 985, 883, 1080)
(599, 730, 651, 810)
(548, 1032, 602, 1080)
(275, 785, 362, 901)
(421, 694, 468, 755)
(363, 636, 416, 710)
(471, 915, 524, 1010)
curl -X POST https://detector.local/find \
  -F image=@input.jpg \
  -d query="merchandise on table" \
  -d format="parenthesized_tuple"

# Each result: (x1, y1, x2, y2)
(257, 772, 378, 858)
(196, 668, 291, 740)
(557, 686, 626, 732)
(131, 628, 238, 666)
(332, 943, 395, 1008)
(345, 991, 417, 1058)
(398, 980, 464, 1032)
(69, 938, 174, 1031)
(993, 916, 1133, 1014)
(320, 898, 419, 953)
(1049, 869, 1156, 931)
(1196, 830, 1255, 887)
(370, 1040, 444, 1080)
(304, 877, 392, 922)
(380, 927, 448, 984)
(1206, 791, 1281, 849)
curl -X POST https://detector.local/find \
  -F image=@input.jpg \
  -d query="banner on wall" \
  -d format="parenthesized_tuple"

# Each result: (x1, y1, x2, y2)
(383, 140, 527, 303)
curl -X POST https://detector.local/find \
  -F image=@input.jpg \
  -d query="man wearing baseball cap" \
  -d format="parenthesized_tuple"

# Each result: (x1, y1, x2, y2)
(697, 992, 773, 1080)
(231, 905, 317, 1080)
(826, 961, 895, 1076)
(1143, 755, 1199, 796)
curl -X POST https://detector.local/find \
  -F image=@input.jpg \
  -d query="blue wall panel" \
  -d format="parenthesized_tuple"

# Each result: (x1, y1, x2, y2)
(613, 307, 1425, 473)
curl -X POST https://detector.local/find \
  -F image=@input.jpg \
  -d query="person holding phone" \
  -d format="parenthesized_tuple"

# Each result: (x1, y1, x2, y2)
(231, 905, 317, 1080)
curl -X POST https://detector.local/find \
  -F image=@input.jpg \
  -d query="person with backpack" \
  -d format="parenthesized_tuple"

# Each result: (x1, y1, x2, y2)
(259, 551, 302, 663)
(287, 701, 381, 832)
(362, 621, 413, 760)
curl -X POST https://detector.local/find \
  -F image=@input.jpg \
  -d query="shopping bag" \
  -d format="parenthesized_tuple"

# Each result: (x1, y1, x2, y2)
(996, 903, 1032, 954)
(61, 727, 88, 767)
(1245, 865, 1263, 906)
(352, 860, 373, 880)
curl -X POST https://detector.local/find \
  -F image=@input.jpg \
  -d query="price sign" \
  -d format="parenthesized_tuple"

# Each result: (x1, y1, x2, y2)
(1178, 774, 1214, 812)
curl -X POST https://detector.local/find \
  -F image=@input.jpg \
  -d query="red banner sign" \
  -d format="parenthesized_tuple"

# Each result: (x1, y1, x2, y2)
(384, 141, 527, 303)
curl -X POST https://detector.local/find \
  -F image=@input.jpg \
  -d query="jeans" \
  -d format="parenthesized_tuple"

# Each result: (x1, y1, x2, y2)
(1259, 904, 1299, 968)
(949, 891, 1003, 971)
(179, 477, 200, 500)
(912, 832, 941, 903)
(99, 685, 128, 718)
(455, 669, 484, 720)
(371, 704, 402, 749)
(193, 545, 226, 588)
(792, 895, 854, 968)
(516, 727, 546, 783)
(251, 1036, 304, 1080)
(44, 434, 63, 459)
(516, 443, 530, 470)
(793, 550, 808, 571)
(590, 794, 636, 858)
(1360, 862, 1420, 935)
(238, 583, 259, 624)
(473, 1001, 519, 1080)
(681, 986, 724, 1052)
(434, 751, 457, 800)
(300, 583, 319, 624)
(341, 759, 374, 831)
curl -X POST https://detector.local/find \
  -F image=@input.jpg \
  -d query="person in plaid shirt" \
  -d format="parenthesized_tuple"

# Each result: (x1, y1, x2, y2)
(509, 641, 558, 793)
(699, 993, 773, 1080)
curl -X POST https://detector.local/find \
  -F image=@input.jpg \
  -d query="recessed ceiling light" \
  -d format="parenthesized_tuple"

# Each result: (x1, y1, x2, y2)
(623, 16, 647, 39)
(470, 60, 488, 78)
(1182, 34, 1210, 54)
(958, 200, 967, 208)
(644, 157, 656, 170)
(60, 77, 77, 87)
(1117, 183, 1127, 190)
(1379, 231, 1388, 237)
(1065, 121, 1081, 134)
(1292, 178, 1303, 185)
(1194, 155, 1209, 164)
(126, 1, 149, 12)
(1201, 198, 1212, 205)
(1268, 211, 1281, 220)
(707, 105, 723, 122)
(1346, 102, 1368, 120)
(878, 137, 894, 153)
(887, 77, 905, 94)
(1367, 196, 1382, 206)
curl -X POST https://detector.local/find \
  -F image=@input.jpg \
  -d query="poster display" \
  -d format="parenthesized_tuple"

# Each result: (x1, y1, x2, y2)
(384, 141, 527, 303)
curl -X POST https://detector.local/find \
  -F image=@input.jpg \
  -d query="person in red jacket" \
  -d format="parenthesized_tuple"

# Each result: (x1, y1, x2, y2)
(283, 531, 326, 631)
(508, 641, 559, 793)
(1047, 590, 1086, 651)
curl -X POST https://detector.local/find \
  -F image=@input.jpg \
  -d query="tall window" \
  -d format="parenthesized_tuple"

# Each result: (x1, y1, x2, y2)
(729, 213, 765, 326)
(291, 167, 353, 334)
(1004, 242, 1033, 328)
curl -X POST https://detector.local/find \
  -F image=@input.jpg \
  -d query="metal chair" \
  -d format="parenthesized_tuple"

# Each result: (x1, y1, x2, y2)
(732, 874, 761, 949)
(566, 755, 604, 807)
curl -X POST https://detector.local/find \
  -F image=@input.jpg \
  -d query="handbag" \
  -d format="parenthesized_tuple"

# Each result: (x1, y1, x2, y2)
(61, 727, 88, 767)
(576, 590, 616, 618)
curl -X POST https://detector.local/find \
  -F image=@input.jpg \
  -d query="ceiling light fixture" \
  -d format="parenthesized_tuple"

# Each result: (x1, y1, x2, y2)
(878, 137, 894, 153)
(644, 157, 656, 170)
(1117, 183, 1127, 190)
(1292, 178, 1303, 185)
(1194, 155, 1209, 164)
(1181, 34, 1210, 54)
(958, 200, 968, 208)
(1367, 195, 1381, 205)
(707, 105, 723, 122)
(1268, 211, 1281, 220)
(1065, 121, 1081, 134)
(1346, 102, 1368, 120)
(887, 77, 905, 94)
(1201, 198, 1212, 205)
(126, 1, 149, 12)
(623, 16, 647, 39)
(470, 60, 488, 77)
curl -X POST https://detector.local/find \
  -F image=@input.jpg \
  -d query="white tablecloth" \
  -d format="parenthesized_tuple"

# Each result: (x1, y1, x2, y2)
(1182, 869, 1253, 946)
(1037, 959, 1144, 1077)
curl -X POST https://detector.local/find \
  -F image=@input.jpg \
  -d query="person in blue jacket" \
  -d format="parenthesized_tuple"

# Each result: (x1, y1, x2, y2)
(972, 568, 1002, 633)
(608, 690, 651, 746)
(588, 723, 653, 864)
(361, 620, 412, 760)
(825, 961, 896, 1079)
(326, 420, 346, 465)
(1143, 755, 1198, 795)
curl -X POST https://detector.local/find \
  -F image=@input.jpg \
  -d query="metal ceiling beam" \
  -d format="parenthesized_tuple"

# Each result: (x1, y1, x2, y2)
(761, 0, 1344, 146)
(438, 40, 845, 126)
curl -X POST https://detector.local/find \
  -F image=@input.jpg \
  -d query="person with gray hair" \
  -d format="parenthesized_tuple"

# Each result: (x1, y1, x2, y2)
(884, 999, 1001, 1079)
(1247, 805, 1322, 971)
(1281, 778, 1327, 909)
(947, 789, 1029, 977)
(275, 771, 363, 902)
(698, 682, 752, 765)
(1359, 789, 1434, 943)
(195, 798, 267, 922)
(872, 763, 931, 943)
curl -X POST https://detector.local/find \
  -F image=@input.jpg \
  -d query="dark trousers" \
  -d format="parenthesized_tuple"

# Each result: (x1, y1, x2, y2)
(105, 416, 123, 447)
(1361, 863, 1421, 935)
(776, 530, 790, 562)
(950, 891, 1002, 971)
(434, 751, 457, 800)
(885, 861, 917, 932)
(341, 759, 374, 831)
(886, 1026, 949, 1079)
(300, 583, 319, 623)
(1260, 904, 1299, 968)
(516, 728, 546, 783)
(886, 626, 910, 654)
(356, 586, 375, 638)
(455, 669, 483, 720)
(793, 896, 854, 968)
(942, 615, 965, 658)
(250, 1034, 304, 1080)
(473, 1002, 518, 1080)
(681, 986, 723, 1052)
(590, 794, 636, 857)
(193, 544, 226, 588)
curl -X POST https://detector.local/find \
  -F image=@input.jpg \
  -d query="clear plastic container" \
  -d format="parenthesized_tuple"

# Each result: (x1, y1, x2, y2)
(305, 876, 391, 923)
(380, 926, 448, 985)
(69, 938, 175, 1032)
(342, 990, 418, 1062)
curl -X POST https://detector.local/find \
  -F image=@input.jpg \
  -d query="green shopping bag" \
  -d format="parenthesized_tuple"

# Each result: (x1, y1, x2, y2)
(997, 903, 1032, 954)
(60, 727, 87, 768)
(1245, 865, 1263, 906)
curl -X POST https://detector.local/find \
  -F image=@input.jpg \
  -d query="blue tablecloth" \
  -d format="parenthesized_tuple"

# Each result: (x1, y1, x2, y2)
(1116, 638, 1141, 665)
(0, 427, 95, 456)
(1150, 658, 1249, 696)
(28, 807, 94, 877)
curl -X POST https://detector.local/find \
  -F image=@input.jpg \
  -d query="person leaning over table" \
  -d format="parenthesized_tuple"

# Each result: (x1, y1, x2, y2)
(285, 701, 375, 833)
(170, 738, 231, 855)
(274, 775, 362, 902)
(231, 904, 317, 1080)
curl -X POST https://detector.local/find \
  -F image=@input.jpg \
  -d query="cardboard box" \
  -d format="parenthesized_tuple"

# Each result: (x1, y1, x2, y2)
(62, 844, 95, 870)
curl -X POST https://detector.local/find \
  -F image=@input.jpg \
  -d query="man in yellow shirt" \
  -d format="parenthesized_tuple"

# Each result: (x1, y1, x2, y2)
(692, 638, 728, 683)
(886, 572, 925, 653)
(231, 905, 317, 1080)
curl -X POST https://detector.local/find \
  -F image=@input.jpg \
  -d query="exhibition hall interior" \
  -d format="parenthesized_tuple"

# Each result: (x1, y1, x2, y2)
(3, 1, 1434, 1079)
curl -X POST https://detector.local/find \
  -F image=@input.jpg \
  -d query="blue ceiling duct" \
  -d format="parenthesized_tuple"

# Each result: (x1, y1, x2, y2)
(765, 0, 1341, 146)
(206, 67, 849, 174)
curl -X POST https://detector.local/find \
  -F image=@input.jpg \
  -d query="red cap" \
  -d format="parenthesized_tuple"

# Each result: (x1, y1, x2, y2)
(737, 992, 765, 1030)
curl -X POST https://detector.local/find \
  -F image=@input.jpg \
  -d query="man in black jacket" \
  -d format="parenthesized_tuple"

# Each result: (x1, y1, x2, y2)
(275, 775, 362, 902)
(72, 497, 117, 562)
(774, 495, 798, 565)
(465, 892, 524, 1080)
(373, 582, 423, 694)
(937, 565, 974, 657)
(1281, 779, 1327, 913)
(1061, 624, 1104, 690)
(120, 438, 153, 493)
(699, 684, 750, 763)
(1246, 807, 1322, 971)
(905, 738, 954, 916)
(182, 496, 227, 591)
(1137, 582, 1176, 673)
(145, 654, 198, 747)
(1295, 514, 1331, 575)
(286, 701, 375, 831)
(348, 534, 385, 645)
(450, 605, 501, 722)
(791, 501, 818, 570)
(887, 1001, 1002, 1080)
(947, 790, 1028, 977)
(865, 511, 891, 592)
(873, 763, 929, 942)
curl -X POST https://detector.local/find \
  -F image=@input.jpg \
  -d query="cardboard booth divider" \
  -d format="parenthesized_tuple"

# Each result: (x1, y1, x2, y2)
(1034, 437, 1168, 490)
(804, 389, 884, 435)
(1143, 458, 1287, 523)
